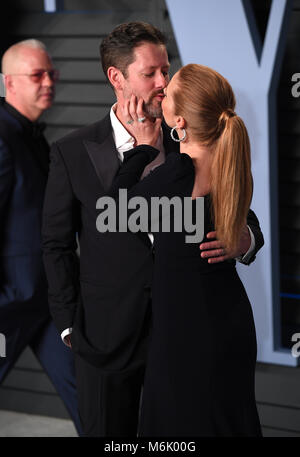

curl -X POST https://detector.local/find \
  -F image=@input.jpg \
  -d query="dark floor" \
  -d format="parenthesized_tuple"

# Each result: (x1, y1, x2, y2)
(0, 410, 77, 437)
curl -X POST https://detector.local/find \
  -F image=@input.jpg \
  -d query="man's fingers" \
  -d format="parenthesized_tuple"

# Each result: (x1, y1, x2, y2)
(207, 254, 230, 264)
(206, 231, 217, 239)
(200, 240, 223, 251)
(200, 247, 226, 258)
(200, 232, 230, 264)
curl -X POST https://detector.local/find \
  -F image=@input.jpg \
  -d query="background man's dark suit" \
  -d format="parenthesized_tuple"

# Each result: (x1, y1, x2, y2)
(42, 113, 264, 436)
(0, 102, 81, 433)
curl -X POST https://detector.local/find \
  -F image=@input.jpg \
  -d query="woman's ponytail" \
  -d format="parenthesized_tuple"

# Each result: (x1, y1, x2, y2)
(211, 113, 252, 252)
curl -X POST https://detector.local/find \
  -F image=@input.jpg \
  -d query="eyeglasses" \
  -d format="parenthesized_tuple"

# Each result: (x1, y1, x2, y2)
(8, 69, 59, 83)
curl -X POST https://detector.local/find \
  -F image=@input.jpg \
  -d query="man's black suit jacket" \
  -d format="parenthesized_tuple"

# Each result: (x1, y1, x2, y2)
(42, 113, 264, 371)
(0, 104, 49, 327)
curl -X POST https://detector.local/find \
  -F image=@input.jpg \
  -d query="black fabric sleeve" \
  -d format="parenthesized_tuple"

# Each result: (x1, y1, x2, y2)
(106, 145, 195, 235)
(0, 138, 13, 234)
(42, 142, 81, 334)
(109, 145, 194, 201)
(108, 144, 264, 264)
(243, 209, 264, 265)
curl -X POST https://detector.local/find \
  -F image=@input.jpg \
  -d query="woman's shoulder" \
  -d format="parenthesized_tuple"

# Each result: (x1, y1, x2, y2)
(164, 151, 194, 174)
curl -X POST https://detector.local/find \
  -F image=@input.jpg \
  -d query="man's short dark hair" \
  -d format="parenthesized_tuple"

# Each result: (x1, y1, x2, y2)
(100, 21, 167, 80)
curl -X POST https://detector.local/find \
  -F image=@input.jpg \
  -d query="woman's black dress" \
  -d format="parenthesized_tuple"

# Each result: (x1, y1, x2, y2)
(110, 146, 262, 437)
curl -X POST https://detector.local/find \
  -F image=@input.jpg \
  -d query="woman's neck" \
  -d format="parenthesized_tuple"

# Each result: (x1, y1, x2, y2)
(180, 141, 213, 197)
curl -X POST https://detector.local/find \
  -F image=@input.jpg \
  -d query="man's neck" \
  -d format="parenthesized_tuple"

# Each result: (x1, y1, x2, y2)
(5, 97, 40, 122)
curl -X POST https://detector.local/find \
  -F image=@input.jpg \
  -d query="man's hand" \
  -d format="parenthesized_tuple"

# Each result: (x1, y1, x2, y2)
(63, 334, 72, 349)
(199, 226, 251, 264)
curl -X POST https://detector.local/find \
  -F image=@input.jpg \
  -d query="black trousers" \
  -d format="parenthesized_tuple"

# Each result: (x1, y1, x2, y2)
(74, 353, 145, 437)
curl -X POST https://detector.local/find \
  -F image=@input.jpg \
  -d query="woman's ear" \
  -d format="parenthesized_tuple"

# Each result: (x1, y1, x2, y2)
(175, 115, 186, 130)
(107, 66, 124, 91)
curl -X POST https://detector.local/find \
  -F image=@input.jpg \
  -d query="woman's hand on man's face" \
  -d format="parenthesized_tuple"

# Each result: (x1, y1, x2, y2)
(123, 94, 161, 147)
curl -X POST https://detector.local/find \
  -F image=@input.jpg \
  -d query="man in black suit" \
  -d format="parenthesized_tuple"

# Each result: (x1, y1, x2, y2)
(0, 39, 81, 434)
(42, 22, 264, 437)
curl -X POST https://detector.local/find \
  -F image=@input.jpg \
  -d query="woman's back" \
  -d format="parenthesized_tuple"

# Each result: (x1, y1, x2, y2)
(109, 147, 261, 436)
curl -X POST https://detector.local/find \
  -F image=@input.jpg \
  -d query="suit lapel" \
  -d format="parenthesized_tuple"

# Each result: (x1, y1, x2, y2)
(84, 131, 120, 192)
(83, 114, 156, 250)
(85, 118, 178, 191)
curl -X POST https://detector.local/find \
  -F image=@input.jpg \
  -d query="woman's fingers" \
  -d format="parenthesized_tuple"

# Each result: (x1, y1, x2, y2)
(136, 98, 146, 121)
(129, 94, 138, 121)
(124, 95, 147, 125)
(154, 117, 162, 130)
(123, 99, 134, 125)
(123, 96, 161, 147)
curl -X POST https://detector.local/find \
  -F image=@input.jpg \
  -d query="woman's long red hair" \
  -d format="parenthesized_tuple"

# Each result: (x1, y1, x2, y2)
(173, 64, 252, 251)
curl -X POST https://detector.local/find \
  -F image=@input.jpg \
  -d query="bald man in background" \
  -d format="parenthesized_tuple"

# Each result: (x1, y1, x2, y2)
(0, 40, 81, 435)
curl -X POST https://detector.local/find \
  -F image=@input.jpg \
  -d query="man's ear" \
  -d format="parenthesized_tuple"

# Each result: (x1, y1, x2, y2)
(107, 66, 124, 91)
(4, 75, 16, 94)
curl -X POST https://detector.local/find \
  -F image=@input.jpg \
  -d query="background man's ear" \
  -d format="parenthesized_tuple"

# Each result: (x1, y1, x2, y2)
(4, 75, 17, 95)
(107, 66, 124, 91)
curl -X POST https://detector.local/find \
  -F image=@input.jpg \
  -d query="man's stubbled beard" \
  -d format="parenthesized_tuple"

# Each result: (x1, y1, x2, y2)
(123, 87, 164, 119)
(143, 98, 163, 119)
